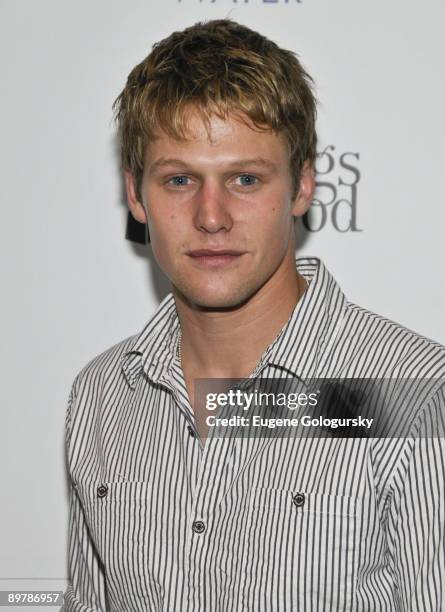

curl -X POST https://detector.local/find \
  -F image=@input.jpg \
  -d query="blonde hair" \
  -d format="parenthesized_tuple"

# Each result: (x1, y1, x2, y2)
(113, 19, 317, 198)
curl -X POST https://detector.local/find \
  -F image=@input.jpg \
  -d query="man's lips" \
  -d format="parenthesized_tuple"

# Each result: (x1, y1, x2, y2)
(186, 249, 246, 267)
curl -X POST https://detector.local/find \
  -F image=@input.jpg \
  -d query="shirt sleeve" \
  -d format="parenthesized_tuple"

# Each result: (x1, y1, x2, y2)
(386, 386, 445, 610)
(61, 380, 108, 612)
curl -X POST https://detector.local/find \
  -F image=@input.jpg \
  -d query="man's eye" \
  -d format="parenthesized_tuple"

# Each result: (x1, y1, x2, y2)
(167, 175, 190, 186)
(234, 174, 258, 186)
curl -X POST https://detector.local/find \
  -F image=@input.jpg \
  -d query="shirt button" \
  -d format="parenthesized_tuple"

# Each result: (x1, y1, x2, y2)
(293, 492, 305, 508)
(187, 425, 196, 438)
(192, 520, 205, 534)
(97, 484, 108, 498)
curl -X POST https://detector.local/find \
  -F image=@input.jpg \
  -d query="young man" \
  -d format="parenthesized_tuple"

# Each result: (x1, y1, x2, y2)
(63, 19, 445, 612)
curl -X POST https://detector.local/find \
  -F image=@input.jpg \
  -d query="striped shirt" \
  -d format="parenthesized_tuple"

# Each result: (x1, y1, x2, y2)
(62, 256, 445, 612)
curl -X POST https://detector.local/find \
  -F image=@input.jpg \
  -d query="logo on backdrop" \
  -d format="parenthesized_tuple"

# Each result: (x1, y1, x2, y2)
(303, 146, 362, 233)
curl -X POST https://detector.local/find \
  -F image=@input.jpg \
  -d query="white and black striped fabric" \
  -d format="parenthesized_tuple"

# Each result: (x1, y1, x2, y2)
(62, 257, 445, 611)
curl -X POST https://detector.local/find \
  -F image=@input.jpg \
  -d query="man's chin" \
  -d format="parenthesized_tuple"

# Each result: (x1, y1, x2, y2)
(174, 284, 254, 311)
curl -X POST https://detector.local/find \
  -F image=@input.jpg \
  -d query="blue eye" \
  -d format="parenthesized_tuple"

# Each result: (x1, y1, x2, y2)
(236, 174, 258, 186)
(168, 175, 190, 186)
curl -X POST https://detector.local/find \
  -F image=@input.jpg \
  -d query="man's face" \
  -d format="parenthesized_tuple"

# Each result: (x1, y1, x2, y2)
(126, 111, 313, 309)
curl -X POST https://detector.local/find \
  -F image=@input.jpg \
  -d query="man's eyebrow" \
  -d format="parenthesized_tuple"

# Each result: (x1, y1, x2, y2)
(148, 157, 279, 173)
(149, 158, 190, 172)
(227, 158, 279, 172)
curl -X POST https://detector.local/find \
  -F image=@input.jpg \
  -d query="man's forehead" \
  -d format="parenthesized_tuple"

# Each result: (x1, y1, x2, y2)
(144, 110, 287, 168)
(151, 109, 270, 143)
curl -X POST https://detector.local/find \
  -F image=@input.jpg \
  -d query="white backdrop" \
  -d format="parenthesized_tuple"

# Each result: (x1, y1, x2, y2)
(1, 0, 444, 604)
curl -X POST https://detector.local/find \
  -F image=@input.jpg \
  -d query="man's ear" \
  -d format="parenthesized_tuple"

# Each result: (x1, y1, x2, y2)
(291, 160, 316, 217)
(124, 170, 147, 224)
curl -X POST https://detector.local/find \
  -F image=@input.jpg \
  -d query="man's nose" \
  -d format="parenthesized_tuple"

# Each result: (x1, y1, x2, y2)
(192, 181, 233, 234)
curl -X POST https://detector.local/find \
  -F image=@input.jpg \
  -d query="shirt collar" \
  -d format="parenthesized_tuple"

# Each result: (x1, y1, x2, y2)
(121, 292, 180, 389)
(121, 256, 347, 389)
(256, 256, 347, 380)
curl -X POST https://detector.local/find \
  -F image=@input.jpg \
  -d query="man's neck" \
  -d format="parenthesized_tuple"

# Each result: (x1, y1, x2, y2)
(173, 256, 307, 380)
